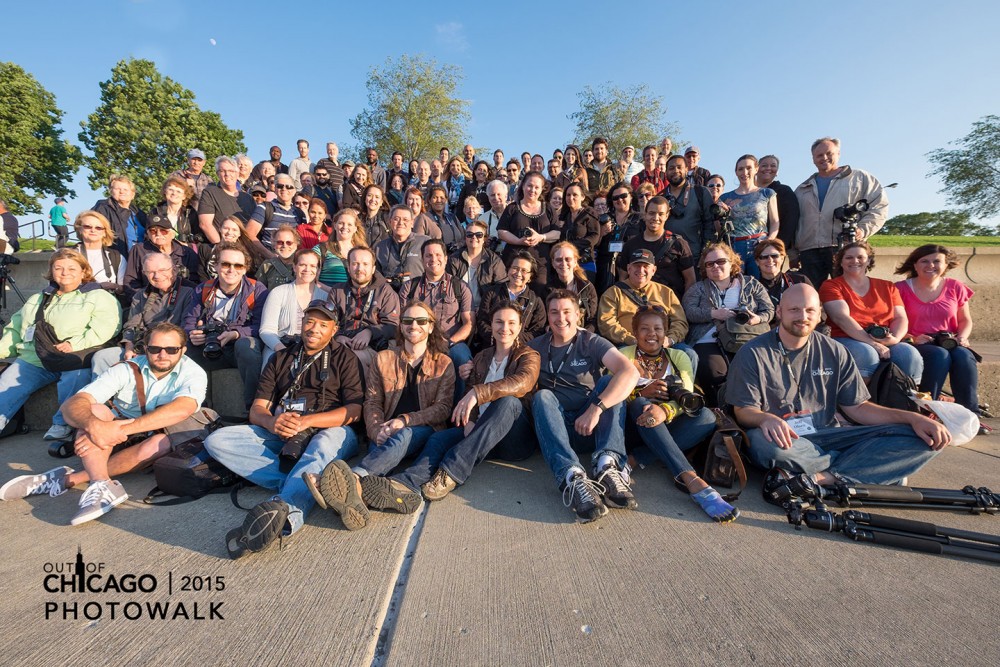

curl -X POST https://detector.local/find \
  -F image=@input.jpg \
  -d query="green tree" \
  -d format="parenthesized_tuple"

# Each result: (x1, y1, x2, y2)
(78, 58, 246, 210)
(878, 210, 996, 236)
(568, 82, 681, 153)
(927, 115, 1000, 220)
(0, 62, 83, 214)
(349, 55, 471, 162)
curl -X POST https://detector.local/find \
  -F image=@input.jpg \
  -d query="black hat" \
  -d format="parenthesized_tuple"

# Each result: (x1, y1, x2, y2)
(627, 249, 655, 266)
(146, 215, 173, 231)
(303, 299, 339, 323)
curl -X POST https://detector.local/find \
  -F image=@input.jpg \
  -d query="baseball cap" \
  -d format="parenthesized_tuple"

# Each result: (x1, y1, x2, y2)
(628, 249, 655, 266)
(249, 184, 267, 195)
(303, 299, 339, 323)
(684, 146, 700, 155)
(146, 215, 173, 230)
(623, 145, 635, 152)
(187, 149, 206, 160)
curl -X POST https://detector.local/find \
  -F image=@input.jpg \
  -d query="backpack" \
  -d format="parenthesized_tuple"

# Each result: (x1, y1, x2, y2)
(700, 409, 749, 501)
(0, 407, 27, 440)
(143, 436, 240, 505)
(866, 361, 918, 412)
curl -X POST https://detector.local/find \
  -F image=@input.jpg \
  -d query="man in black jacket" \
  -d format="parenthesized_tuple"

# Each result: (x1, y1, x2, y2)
(92, 175, 148, 255)
(326, 246, 400, 367)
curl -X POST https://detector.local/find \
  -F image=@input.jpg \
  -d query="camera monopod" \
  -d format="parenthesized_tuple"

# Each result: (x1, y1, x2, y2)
(785, 501, 1000, 565)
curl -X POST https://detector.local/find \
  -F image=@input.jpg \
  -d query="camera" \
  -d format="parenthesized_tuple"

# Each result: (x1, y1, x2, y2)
(201, 321, 227, 360)
(386, 272, 410, 290)
(732, 309, 753, 325)
(518, 227, 534, 239)
(279, 427, 318, 473)
(865, 324, 890, 339)
(710, 203, 732, 223)
(834, 199, 869, 247)
(0, 254, 20, 266)
(124, 326, 147, 354)
(280, 334, 301, 348)
(663, 375, 705, 416)
(932, 331, 959, 350)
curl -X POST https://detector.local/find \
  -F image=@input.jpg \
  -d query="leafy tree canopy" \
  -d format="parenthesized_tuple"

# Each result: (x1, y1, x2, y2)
(568, 82, 681, 154)
(927, 115, 1000, 221)
(878, 209, 996, 237)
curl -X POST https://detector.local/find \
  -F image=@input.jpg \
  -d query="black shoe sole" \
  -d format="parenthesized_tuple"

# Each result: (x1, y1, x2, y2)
(226, 501, 288, 559)
(603, 494, 638, 510)
(575, 503, 609, 524)
(319, 461, 370, 530)
(360, 475, 421, 514)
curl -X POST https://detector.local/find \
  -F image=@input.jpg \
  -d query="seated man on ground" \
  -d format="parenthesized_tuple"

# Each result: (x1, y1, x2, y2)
(0, 324, 210, 525)
(530, 289, 640, 523)
(305, 301, 455, 526)
(204, 301, 364, 558)
(727, 284, 949, 489)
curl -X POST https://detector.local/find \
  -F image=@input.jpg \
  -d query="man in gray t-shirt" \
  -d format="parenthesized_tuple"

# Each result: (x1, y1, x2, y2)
(529, 290, 640, 523)
(728, 284, 948, 486)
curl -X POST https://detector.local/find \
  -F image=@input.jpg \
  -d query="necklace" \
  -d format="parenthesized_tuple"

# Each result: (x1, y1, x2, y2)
(635, 348, 666, 377)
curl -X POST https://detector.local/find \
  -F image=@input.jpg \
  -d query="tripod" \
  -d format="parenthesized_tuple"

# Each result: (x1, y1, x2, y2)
(786, 501, 1000, 565)
(0, 261, 27, 316)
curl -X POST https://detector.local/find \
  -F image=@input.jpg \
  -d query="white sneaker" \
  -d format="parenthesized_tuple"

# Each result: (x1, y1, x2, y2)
(0, 466, 73, 500)
(43, 424, 74, 441)
(70, 480, 128, 525)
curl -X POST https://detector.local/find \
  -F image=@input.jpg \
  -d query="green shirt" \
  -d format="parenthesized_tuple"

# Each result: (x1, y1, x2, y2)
(49, 204, 68, 227)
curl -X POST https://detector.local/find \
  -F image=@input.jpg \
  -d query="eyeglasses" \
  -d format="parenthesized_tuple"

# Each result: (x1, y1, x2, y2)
(705, 258, 730, 267)
(636, 304, 667, 315)
(465, 231, 485, 239)
(611, 193, 629, 202)
(219, 261, 246, 270)
(80, 225, 104, 231)
(294, 200, 310, 206)
(146, 345, 182, 355)
(707, 184, 723, 189)
(274, 240, 297, 247)
(148, 227, 172, 235)
(758, 253, 783, 261)
(275, 184, 296, 191)
(401, 316, 431, 326)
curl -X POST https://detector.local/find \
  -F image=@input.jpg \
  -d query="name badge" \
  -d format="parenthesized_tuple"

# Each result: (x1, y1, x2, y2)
(281, 397, 307, 414)
(23, 325, 35, 342)
(785, 414, 816, 435)
(609, 242, 624, 253)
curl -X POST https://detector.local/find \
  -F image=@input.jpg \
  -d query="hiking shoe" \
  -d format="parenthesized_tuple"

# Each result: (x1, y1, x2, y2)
(421, 468, 458, 501)
(561, 471, 608, 523)
(359, 475, 422, 514)
(306, 461, 370, 531)
(0, 466, 73, 500)
(43, 424, 74, 441)
(225, 499, 289, 560)
(70, 480, 128, 525)
(594, 464, 638, 510)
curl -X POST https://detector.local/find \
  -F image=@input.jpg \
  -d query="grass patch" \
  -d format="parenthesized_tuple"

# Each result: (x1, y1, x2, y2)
(16, 237, 57, 251)
(869, 235, 1000, 248)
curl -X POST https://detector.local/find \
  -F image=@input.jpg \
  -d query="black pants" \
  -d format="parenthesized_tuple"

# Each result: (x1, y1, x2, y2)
(799, 247, 835, 289)
(693, 342, 729, 408)
(53, 225, 70, 249)
(185, 337, 263, 410)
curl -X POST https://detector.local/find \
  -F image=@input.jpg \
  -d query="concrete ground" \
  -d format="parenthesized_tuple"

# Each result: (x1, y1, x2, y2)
(0, 421, 997, 667)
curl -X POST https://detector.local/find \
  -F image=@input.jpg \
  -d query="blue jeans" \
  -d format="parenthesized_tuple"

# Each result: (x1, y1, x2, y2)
(355, 425, 435, 477)
(448, 343, 473, 401)
(915, 344, 980, 414)
(746, 423, 939, 485)
(626, 398, 716, 477)
(0, 359, 90, 430)
(532, 375, 627, 484)
(392, 396, 532, 492)
(203, 424, 359, 534)
(834, 337, 923, 382)
(733, 236, 764, 279)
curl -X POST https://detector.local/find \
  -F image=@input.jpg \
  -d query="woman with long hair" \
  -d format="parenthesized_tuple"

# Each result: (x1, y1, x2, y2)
(457, 160, 492, 220)
(316, 209, 367, 287)
(359, 184, 390, 247)
(557, 183, 601, 279)
(341, 163, 371, 212)
(445, 157, 473, 215)
(596, 183, 644, 293)
(497, 171, 555, 285)
(297, 198, 330, 250)
(259, 248, 326, 367)
(719, 154, 779, 277)
(74, 211, 126, 295)
(404, 186, 442, 239)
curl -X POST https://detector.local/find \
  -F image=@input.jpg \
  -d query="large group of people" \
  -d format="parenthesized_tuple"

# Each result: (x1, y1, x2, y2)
(0, 135, 986, 560)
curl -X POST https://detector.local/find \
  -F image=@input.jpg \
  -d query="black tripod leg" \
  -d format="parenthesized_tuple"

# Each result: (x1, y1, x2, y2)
(846, 511, 1000, 547)
(846, 525, 1000, 564)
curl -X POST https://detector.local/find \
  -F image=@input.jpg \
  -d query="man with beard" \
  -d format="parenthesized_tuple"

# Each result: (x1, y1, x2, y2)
(326, 246, 400, 367)
(205, 301, 364, 558)
(366, 147, 387, 192)
(1, 323, 209, 525)
(308, 165, 339, 216)
(315, 142, 346, 198)
(727, 284, 948, 487)
(663, 155, 715, 259)
(288, 139, 315, 190)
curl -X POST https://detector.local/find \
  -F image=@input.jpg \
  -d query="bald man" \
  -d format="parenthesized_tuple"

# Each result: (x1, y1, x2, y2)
(725, 284, 948, 487)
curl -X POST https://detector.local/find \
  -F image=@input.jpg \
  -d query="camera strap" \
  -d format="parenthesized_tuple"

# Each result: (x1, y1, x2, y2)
(282, 345, 330, 407)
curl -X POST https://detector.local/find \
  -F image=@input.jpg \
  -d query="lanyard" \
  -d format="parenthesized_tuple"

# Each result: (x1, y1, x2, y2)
(546, 333, 578, 378)
(288, 347, 329, 397)
(775, 330, 807, 414)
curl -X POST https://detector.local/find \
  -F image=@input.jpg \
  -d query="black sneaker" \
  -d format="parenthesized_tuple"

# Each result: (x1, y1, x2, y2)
(359, 475, 422, 514)
(594, 464, 637, 509)
(561, 471, 608, 523)
(226, 499, 289, 560)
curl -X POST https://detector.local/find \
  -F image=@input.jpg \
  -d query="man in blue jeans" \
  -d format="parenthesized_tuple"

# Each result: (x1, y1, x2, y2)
(529, 289, 640, 523)
(726, 284, 949, 489)
(204, 300, 364, 559)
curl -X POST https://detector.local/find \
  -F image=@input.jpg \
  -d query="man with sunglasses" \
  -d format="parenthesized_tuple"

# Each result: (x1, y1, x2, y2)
(1, 323, 210, 525)
(248, 173, 305, 250)
(182, 244, 267, 413)
(206, 301, 364, 558)
(308, 166, 339, 216)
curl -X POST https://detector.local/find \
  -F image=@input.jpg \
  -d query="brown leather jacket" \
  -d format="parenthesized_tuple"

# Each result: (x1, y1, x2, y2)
(467, 343, 540, 420)
(364, 348, 455, 441)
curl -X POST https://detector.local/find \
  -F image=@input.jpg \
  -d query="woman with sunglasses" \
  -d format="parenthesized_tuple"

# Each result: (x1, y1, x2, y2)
(547, 241, 598, 332)
(446, 217, 506, 311)
(75, 211, 126, 298)
(596, 183, 644, 294)
(259, 249, 326, 368)
(718, 155, 779, 278)
(369, 300, 541, 503)
(621, 307, 738, 522)
(682, 242, 773, 406)
(255, 225, 301, 290)
(309, 302, 456, 521)
(752, 239, 812, 323)
(206, 214, 269, 279)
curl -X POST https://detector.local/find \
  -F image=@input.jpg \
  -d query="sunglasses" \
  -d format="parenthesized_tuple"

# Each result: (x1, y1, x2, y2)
(636, 304, 667, 315)
(275, 184, 296, 191)
(80, 225, 104, 231)
(146, 345, 182, 355)
(707, 184, 723, 189)
(465, 231, 485, 239)
(401, 316, 431, 326)
(758, 253, 783, 261)
(219, 261, 246, 270)
(274, 240, 297, 246)
(705, 258, 730, 267)
(611, 193, 629, 202)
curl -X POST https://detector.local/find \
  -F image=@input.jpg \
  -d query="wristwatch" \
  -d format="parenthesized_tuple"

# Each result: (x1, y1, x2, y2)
(595, 400, 608, 412)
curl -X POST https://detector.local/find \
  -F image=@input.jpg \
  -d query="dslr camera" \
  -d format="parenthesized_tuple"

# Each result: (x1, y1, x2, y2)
(932, 331, 959, 350)
(865, 324, 890, 339)
(123, 326, 147, 354)
(518, 227, 535, 240)
(663, 376, 705, 416)
(732, 309, 753, 325)
(386, 271, 410, 290)
(834, 199, 869, 247)
(201, 321, 227, 360)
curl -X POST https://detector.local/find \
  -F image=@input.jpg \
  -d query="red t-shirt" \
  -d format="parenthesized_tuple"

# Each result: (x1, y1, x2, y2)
(297, 224, 329, 250)
(819, 276, 902, 339)
(895, 277, 973, 338)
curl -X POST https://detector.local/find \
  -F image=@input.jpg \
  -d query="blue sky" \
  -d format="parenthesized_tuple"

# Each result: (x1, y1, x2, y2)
(4, 0, 1000, 225)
